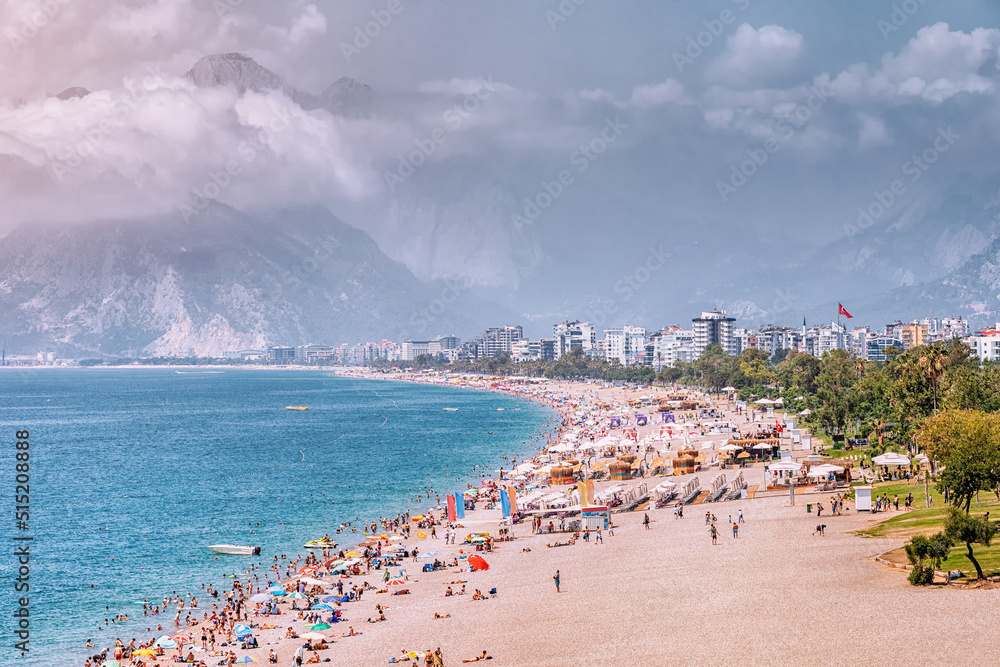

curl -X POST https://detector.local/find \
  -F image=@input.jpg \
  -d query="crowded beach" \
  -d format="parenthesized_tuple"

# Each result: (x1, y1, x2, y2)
(78, 373, 1000, 667)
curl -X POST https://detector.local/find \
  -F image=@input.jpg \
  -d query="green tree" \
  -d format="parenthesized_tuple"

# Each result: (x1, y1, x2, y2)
(814, 349, 858, 433)
(905, 532, 954, 585)
(944, 507, 995, 580)
(918, 345, 947, 412)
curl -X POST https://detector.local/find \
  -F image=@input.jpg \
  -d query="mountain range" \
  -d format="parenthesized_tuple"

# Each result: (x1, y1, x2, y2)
(0, 204, 508, 357)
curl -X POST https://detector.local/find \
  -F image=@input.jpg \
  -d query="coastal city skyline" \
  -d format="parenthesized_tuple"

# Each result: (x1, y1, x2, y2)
(11, 307, 1000, 367)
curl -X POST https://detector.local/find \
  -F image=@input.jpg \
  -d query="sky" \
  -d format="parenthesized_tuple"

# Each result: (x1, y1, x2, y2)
(2, 0, 1000, 334)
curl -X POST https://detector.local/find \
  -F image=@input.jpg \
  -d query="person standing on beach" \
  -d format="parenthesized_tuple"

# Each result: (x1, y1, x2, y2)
(738, 510, 744, 523)
(553, 570, 560, 593)
(732, 522, 739, 539)
(710, 524, 718, 544)
(643, 513, 650, 529)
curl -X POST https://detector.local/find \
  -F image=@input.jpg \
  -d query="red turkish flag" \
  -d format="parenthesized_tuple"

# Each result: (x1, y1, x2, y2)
(838, 303, 853, 318)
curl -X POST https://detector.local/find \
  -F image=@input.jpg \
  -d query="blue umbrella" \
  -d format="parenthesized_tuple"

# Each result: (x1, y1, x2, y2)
(311, 603, 334, 610)
(321, 596, 341, 603)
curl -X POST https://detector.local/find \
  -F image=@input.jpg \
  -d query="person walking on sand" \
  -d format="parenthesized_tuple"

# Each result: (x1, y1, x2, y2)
(553, 570, 560, 593)
(710, 524, 718, 544)
(732, 522, 739, 539)
(738, 510, 744, 523)
(643, 513, 650, 529)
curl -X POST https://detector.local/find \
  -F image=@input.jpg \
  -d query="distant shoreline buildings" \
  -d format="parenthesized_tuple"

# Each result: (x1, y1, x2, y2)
(9, 310, 1000, 367)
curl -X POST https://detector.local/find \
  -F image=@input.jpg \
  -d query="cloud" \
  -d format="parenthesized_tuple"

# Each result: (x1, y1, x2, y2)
(630, 79, 685, 108)
(828, 23, 1000, 103)
(707, 24, 805, 88)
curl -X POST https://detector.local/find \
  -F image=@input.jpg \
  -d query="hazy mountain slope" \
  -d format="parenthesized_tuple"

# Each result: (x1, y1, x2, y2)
(0, 205, 508, 356)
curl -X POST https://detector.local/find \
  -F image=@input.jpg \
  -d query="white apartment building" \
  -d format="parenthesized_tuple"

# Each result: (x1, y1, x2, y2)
(604, 326, 647, 365)
(553, 321, 597, 359)
(968, 328, 1000, 362)
(647, 327, 696, 370)
(692, 310, 738, 357)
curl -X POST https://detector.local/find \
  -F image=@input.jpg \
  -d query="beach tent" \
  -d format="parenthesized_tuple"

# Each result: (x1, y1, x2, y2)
(872, 453, 910, 466)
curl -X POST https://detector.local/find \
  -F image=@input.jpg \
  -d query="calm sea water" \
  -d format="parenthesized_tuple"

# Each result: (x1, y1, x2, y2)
(0, 369, 555, 666)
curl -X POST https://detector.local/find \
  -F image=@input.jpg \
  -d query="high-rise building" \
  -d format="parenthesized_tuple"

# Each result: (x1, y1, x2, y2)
(553, 321, 597, 358)
(646, 327, 696, 369)
(459, 326, 523, 359)
(604, 326, 647, 365)
(692, 310, 737, 357)
(900, 323, 928, 350)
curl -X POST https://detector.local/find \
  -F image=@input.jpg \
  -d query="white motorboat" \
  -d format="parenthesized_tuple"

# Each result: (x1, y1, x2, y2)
(208, 544, 261, 555)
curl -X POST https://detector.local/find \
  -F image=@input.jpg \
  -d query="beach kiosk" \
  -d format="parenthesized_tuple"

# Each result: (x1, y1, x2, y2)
(855, 486, 873, 512)
(581, 506, 610, 531)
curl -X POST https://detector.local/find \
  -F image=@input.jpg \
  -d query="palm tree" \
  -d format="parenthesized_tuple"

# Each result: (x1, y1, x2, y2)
(918, 347, 946, 411)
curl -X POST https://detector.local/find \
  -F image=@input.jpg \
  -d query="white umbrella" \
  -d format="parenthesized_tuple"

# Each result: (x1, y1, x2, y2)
(719, 444, 742, 452)
(752, 443, 773, 451)
(769, 461, 801, 472)
(300, 577, 330, 588)
(754, 398, 774, 405)
(799, 408, 812, 415)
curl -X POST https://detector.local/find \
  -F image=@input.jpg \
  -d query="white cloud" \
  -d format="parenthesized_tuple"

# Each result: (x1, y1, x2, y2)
(708, 24, 805, 88)
(630, 79, 685, 108)
(829, 23, 1000, 103)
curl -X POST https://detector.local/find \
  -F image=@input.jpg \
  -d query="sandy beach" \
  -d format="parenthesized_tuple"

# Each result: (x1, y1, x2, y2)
(84, 373, 1000, 667)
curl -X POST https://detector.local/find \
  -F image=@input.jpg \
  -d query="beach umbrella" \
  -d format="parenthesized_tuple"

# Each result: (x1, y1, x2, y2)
(133, 649, 158, 657)
(344, 551, 361, 558)
(311, 602, 335, 610)
(321, 595, 342, 603)
(154, 637, 177, 649)
(298, 566, 317, 573)
(309, 623, 332, 631)
(736, 452, 751, 459)
(235, 658, 256, 663)
(300, 577, 329, 587)
(769, 461, 801, 472)
(101, 661, 120, 667)
(300, 632, 328, 641)
(288, 592, 308, 599)
(386, 578, 405, 586)
(249, 593, 271, 603)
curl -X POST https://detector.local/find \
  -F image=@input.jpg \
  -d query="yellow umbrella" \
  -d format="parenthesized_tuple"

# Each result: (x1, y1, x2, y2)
(344, 551, 361, 558)
(133, 649, 158, 656)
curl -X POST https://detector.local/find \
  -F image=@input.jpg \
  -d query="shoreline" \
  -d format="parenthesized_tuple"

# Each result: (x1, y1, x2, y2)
(64, 369, 560, 667)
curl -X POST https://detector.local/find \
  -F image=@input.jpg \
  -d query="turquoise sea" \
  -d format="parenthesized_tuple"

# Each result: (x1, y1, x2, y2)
(0, 369, 556, 666)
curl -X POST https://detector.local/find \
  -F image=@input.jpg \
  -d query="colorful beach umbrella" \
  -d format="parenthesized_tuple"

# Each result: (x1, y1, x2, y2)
(235, 657, 256, 663)
(288, 592, 308, 599)
(386, 578, 405, 586)
(309, 623, 332, 631)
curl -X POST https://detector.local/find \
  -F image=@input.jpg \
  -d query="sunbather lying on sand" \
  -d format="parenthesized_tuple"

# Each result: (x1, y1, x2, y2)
(462, 651, 493, 662)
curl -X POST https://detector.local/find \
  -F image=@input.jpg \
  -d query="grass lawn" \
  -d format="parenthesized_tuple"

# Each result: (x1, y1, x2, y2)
(858, 480, 1000, 579)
